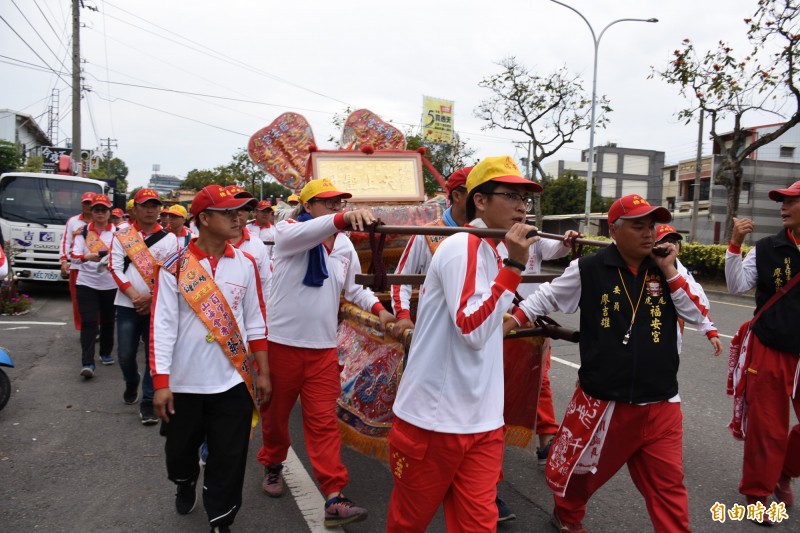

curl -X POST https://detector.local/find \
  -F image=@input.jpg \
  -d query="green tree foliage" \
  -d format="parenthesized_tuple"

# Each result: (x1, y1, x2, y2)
(0, 140, 24, 174)
(19, 155, 44, 173)
(181, 168, 234, 190)
(86, 156, 129, 193)
(405, 133, 476, 195)
(540, 172, 613, 215)
(652, 0, 800, 242)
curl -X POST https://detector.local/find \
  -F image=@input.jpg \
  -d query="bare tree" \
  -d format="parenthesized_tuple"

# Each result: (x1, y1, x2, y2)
(654, 0, 800, 241)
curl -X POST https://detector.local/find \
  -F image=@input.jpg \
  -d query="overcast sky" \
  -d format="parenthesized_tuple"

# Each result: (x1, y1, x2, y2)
(0, 0, 786, 190)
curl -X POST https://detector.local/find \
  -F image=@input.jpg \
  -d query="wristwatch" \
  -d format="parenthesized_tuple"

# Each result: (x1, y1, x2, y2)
(502, 258, 526, 271)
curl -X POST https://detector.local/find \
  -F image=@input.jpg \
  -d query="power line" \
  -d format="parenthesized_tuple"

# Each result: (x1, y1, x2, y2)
(10, 0, 73, 78)
(0, 14, 73, 89)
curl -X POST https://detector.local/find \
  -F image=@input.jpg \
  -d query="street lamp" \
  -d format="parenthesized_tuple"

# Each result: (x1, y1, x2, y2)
(549, 1, 657, 233)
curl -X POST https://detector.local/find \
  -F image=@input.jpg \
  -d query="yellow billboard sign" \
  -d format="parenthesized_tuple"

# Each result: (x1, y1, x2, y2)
(422, 96, 454, 144)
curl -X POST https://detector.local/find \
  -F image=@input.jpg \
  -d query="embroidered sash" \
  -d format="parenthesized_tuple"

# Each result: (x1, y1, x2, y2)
(117, 227, 159, 290)
(84, 229, 109, 255)
(176, 249, 258, 416)
(545, 385, 612, 497)
(424, 219, 447, 255)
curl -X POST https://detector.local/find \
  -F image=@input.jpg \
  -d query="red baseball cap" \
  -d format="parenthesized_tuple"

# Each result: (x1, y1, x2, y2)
(256, 199, 273, 211)
(445, 167, 473, 195)
(768, 180, 800, 201)
(81, 192, 96, 203)
(191, 185, 257, 216)
(608, 194, 671, 224)
(134, 188, 162, 205)
(90, 194, 112, 208)
(655, 224, 683, 243)
(111, 208, 125, 217)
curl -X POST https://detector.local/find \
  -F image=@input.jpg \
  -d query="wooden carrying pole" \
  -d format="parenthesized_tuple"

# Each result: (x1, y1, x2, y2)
(355, 273, 558, 286)
(363, 224, 610, 248)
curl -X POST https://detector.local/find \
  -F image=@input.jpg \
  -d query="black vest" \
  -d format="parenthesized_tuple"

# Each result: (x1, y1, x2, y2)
(752, 229, 800, 355)
(577, 245, 680, 403)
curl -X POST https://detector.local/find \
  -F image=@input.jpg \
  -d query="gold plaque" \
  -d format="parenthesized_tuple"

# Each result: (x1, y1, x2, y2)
(311, 151, 425, 203)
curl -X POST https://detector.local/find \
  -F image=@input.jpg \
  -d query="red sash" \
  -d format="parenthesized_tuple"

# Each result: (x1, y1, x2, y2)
(424, 219, 447, 255)
(85, 228, 109, 255)
(545, 385, 612, 497)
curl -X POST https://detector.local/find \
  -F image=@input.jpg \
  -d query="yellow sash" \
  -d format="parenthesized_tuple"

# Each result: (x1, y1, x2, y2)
(176, 249, 259, 420)
(424, 219, 447, 256)
(84, 228, 109, 255)
(117, 227, 159, 290)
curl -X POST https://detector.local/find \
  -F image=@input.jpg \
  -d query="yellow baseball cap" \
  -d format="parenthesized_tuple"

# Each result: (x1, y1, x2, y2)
(287, 194, 301, 203)
(126, 199, 135, 210)
(298, 178, 352, 204)
(466, 156, 542, 193)
(161, 204, 187, 219)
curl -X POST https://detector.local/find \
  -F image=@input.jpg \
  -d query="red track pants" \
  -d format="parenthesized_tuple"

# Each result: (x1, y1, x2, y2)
(257, 342, 348, 496)
(536, 347, 558, 436)
(387, 417, 504, 532)
(554, 401, 690, 533)
(740, 334, 800, 498)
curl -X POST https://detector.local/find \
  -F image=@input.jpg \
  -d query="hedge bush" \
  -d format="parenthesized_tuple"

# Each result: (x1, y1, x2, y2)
(543, 235, 749, 280)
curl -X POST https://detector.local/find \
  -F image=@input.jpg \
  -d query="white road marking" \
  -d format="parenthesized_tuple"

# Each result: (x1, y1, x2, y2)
(552, 355, 580, 370)
(3, 327, 29, 330)
(708, 299, 755, 309)
(0, 321, 66, 325)
(284, 446, 343, 533)
(684, 326, 733, 339)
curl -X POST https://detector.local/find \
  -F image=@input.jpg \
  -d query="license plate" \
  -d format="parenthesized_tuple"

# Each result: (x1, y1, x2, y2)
(31, 271, 61, 280)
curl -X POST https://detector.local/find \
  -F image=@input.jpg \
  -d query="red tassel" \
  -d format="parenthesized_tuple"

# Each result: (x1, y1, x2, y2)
(309, 144, 318, 153)
(361, 144, 375, 154)
(417, 147, 427, 155)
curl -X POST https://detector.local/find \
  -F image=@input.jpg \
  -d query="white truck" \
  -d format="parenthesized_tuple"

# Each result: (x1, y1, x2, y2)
(0, 172, 108, 282)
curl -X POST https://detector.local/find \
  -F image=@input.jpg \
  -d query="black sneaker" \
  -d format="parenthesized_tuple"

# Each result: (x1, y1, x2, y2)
(140, 403, 159, 426)
(175, 481, 197, 515)
(123, 381, 139, 404)
(496, 496, 516, 522)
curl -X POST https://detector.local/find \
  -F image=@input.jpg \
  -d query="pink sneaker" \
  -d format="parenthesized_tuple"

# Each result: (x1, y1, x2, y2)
(262, 464, 284, 498)
(324, 495, 368, 527)
(774, 473, 794, 507)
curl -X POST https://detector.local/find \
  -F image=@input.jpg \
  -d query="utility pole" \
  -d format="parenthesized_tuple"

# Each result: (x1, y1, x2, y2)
(690, 112, 704, 242)
(71, 0, 81, 175)
(100, 137, 118, 189)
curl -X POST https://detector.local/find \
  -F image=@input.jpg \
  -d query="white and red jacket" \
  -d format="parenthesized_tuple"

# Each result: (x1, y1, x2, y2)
(71, 222, 117, 290)
(232, 227, 273, 305)
(392, 222, 522, 434)
(60, 213, 89, 270)
(247, 220, 275, 264)
(108, 223, 179, 308)
(149, 242, 267, 393)
(267, 212, 384, 349)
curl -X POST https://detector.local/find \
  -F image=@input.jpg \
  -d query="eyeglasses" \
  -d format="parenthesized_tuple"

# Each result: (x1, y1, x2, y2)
(310, 198, 348, 210)
(482, 192, 534, 213)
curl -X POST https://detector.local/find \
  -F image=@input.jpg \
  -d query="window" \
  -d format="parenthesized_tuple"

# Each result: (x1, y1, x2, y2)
(780, 145, 796, 158)
(740, 182, 752, 204)
(669, 169, 677, 182)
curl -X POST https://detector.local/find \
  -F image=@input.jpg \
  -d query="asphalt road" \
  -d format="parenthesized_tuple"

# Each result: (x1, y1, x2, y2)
(0, 280, 798, 532)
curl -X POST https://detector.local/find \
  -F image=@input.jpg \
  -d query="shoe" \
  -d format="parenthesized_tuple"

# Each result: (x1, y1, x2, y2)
(774, 473, 794, 507)
(262, 464, 284, 498)
(140, 404, 159, 425)
(537, 439, 554, 466)
(175, 481, 197, 515)
(324, 494, 368, 527)
(80, 365, 95, 379)
(552, 511, 589, 533)
(496, 496, 516, 522)
(210, 527, 231, 533)
(199, 441, 209, 468)
(123, 380, 140, 404)
(746, 497, 775, 527)
(100, 355, 114, 365)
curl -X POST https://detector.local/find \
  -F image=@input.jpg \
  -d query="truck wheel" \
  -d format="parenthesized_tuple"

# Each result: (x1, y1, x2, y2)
(0, 369, 10, 410)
